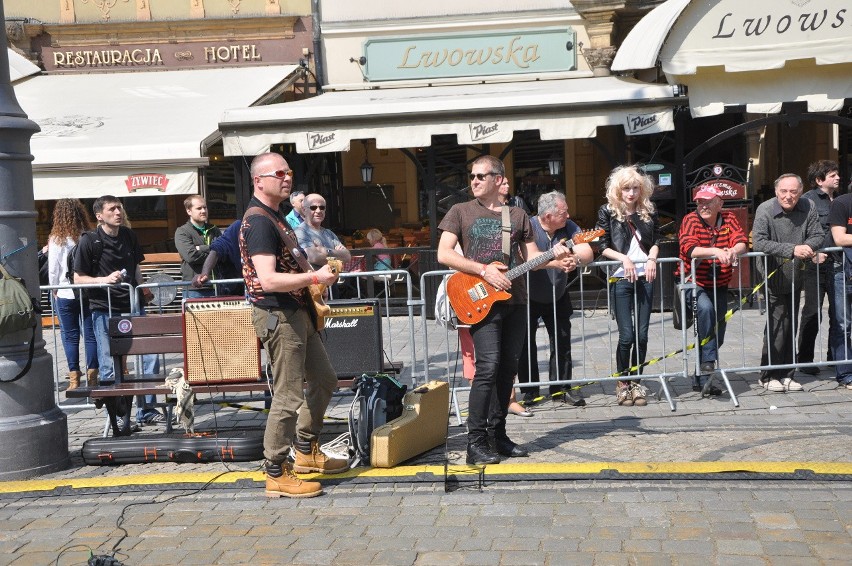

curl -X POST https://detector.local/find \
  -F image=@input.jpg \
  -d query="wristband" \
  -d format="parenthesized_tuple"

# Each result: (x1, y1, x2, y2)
(647, 257, 657, 262)
(312, 275, 319, 285)
(479, 268, 487, 278)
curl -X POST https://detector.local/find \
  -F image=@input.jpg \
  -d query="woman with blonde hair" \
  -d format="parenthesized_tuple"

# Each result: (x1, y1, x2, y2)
(48, 198, 98, 390)
(596, 165, 660, 407)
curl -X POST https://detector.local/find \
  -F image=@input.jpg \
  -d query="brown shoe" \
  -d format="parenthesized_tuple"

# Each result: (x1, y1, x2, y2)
(265, 464, 322, 498)
(67, 370, 82, 391)
(86, 368, 99, 386)
(293, 440, 349, 475)
(631, 383, 648, 406)
(616, 381, 633, 406)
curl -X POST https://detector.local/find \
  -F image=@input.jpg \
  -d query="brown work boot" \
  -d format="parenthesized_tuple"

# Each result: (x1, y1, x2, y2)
(67, 370, 82, 390)
(86, 368, 99, 386)
(264, 462, 322, 498)
(293, 439, 349, 474)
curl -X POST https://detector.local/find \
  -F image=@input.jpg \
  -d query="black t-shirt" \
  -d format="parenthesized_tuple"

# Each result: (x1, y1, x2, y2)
(73, 225, 144, 313)
(239, 197, 305, 310)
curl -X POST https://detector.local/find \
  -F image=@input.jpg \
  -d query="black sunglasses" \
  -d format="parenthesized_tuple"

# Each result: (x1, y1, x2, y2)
(308, 205, 326, 211)
(468, 172, 498, 181)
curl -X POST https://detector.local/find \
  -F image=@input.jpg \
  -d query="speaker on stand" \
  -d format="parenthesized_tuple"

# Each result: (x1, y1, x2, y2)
(322, 299, 383, 378)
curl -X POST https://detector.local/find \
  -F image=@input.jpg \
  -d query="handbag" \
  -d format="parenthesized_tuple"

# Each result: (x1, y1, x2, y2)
(672, 278, 694, 331)
(0, 263, 40, 383)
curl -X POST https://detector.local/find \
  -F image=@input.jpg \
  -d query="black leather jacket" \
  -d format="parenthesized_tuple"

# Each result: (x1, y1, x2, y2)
(595, 204, 661, 256)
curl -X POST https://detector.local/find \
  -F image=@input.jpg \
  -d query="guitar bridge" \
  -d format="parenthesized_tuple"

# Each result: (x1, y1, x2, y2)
(468, 282, 489, 302)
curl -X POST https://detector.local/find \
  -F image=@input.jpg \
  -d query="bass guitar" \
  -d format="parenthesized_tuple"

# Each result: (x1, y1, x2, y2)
(446, 229, 603, 325)
(308, 258, 344, 331)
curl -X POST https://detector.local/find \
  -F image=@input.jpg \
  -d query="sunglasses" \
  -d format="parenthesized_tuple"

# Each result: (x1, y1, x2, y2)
(257, 169, 294, 179)
(468, 172, 498, 181)
(308, 205, 326, 211)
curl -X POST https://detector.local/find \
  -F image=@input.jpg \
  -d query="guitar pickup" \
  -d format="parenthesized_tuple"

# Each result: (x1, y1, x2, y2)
(468, 282, 489, 302)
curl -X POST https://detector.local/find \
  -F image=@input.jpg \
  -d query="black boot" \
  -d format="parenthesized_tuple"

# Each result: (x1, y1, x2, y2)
(466, 440, 500, 465)
(494, 435, 528, 458)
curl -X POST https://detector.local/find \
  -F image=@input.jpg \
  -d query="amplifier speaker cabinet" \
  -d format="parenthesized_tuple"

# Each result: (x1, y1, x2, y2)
(183, 297, 261, 385)
(323, 299, 383, 378)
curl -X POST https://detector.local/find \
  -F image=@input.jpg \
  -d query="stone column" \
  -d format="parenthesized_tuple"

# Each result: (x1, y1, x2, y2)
(0, 0, 69, 480)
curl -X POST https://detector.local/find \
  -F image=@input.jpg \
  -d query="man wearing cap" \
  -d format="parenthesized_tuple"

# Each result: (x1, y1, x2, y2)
(676, 184, 748, 396)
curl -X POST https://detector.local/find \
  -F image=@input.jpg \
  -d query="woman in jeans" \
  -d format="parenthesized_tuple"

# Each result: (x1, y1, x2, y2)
(596, 166, 660, 406)
(47, 199, 98, 390)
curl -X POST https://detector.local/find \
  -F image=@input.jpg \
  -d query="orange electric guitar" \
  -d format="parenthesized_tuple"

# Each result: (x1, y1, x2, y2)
(308, 258, 344, 331)
(446, 229, 603, 325)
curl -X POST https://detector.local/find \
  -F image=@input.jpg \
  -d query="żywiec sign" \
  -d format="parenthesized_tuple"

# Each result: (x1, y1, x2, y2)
(125, 173, 170, 193)
(363, 27, 577, 81)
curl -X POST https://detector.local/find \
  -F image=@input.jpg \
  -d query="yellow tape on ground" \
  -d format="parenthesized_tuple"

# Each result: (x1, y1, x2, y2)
(2, 460, 850, 494)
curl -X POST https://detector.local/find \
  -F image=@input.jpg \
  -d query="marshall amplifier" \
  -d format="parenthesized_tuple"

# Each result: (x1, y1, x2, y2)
(323, 299, 383, 378)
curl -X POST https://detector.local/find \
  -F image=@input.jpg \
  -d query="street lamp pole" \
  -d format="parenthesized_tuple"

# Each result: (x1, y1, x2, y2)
(0, 0, 70, 479)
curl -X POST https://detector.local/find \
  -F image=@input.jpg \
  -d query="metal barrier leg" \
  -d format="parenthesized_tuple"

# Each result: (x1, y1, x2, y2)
(718, 369, 740, 407)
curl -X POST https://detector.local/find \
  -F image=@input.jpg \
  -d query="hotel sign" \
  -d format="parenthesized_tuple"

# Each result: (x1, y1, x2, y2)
(363, 27, 577, 81)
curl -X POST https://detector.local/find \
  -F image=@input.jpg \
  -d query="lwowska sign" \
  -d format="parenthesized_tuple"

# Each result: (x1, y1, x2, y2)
(363, 27, 577, 81)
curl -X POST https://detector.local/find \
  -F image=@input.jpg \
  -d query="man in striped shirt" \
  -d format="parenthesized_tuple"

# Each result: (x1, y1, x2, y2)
(676, 185, 748, 396)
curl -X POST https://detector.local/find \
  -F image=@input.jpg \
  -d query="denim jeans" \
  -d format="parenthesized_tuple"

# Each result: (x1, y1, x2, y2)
(467, 303, 527, 444)
(184, 287, 215, 299)
(612, 277, 653, 375)
(686, 285, 729, 365)
(92, 309, 161, 421)
(798, 264, 837, 363)
(830, 271, 852, 384)
(54, 296, 98, 373)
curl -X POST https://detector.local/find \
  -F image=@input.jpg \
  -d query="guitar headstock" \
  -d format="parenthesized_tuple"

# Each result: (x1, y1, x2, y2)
(327, 258, 344, 275)
(571, 229, 604, 244)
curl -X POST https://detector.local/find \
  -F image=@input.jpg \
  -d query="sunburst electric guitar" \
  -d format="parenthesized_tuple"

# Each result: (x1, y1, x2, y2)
(446, 229, 603, 325)
(308, 258, 343, 331)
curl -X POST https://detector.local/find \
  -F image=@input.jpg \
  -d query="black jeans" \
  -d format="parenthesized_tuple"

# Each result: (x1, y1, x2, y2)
(517, 293, 573, 393)
(612, 277, 654, 375)
(760, 290, 800, 380)
(468, 303, 527, 444)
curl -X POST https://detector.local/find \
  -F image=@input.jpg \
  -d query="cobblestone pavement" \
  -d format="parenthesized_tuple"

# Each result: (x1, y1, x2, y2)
(1, 308, 850, 564)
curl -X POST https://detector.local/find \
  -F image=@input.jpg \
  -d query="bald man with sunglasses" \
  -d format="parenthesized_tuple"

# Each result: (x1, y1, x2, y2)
(240, 153, 348, 499)
(294, 193, 352, 270)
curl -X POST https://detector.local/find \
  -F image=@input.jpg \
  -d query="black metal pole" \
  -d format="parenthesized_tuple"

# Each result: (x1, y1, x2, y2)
(0, 0, 70, 479)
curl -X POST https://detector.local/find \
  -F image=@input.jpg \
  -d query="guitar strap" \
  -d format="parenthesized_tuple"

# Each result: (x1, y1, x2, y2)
(501, 205, 511, 265)
(244, 206, 315, 274)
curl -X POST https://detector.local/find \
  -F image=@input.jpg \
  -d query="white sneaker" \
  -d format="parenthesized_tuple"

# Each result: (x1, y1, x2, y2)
(766, 379, 786, 393)
(782, 377, 803, 392)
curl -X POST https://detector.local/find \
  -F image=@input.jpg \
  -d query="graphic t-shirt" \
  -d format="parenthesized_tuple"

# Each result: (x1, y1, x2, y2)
(438, 199, 533, 305)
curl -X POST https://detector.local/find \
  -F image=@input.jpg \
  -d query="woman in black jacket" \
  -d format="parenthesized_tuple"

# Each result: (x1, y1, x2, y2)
(596, 165, 661, 406)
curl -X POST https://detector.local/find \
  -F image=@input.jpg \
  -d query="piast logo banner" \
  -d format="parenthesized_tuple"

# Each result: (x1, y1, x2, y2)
(469, 122, 501, 142)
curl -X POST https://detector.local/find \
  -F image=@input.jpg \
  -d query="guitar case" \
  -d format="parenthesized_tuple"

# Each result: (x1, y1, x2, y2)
(370, 380, 449, 468)
(82, 430, 265, 466)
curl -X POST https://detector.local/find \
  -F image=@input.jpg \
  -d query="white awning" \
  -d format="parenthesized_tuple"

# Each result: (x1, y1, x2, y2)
(612, 0, 852, 117)
(13, 64, 301, 200)
(611, 0, 690, 73)
(220, 76, 681, 156)
(8, 48, 40, 83)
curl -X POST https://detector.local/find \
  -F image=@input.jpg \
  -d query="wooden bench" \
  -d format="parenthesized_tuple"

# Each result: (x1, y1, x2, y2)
(67, 312, 402, 437)
(66, 314, 271, 437)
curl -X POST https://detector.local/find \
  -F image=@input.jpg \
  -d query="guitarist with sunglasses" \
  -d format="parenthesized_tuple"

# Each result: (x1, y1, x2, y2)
(240, 153, 349, 499)
(437, 155, 573, 466)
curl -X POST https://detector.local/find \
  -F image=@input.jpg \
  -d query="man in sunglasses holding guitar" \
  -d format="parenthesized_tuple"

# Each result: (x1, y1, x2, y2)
(438, 155, 574, 465)
(240, 153, 348, 499)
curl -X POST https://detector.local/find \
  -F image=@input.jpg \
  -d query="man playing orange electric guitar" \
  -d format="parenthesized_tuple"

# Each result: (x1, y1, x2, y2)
(437, 155, 575, 466)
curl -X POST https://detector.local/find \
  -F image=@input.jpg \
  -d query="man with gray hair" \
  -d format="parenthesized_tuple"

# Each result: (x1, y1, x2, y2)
(295, 193, 351, 269)
(752, 173, 824, 393)
(285, 190, 305, 229)
(518, 191, 593, 406)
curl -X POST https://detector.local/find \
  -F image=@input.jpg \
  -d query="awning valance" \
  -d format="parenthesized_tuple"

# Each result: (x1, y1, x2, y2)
(14, 64, 301, 200)
(220, 76, 681, 155)
(612, 0, 852, 117)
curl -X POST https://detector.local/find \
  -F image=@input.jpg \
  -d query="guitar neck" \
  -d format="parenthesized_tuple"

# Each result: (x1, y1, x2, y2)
(504, 239, 573, 281)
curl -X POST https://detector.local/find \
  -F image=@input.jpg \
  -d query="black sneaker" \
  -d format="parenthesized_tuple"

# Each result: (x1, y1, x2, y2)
(466, 441, 501, 465)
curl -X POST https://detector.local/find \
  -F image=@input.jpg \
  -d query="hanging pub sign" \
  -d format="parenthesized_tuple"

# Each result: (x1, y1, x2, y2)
(363, 27, 578, 81)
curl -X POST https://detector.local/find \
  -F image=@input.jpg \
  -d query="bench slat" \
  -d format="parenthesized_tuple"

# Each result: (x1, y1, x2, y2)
(109, 314, 183, 338)
(111, 335, 184, 356)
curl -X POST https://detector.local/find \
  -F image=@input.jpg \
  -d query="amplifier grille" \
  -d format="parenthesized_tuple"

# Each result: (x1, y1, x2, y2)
(183, 298, 261, 384)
